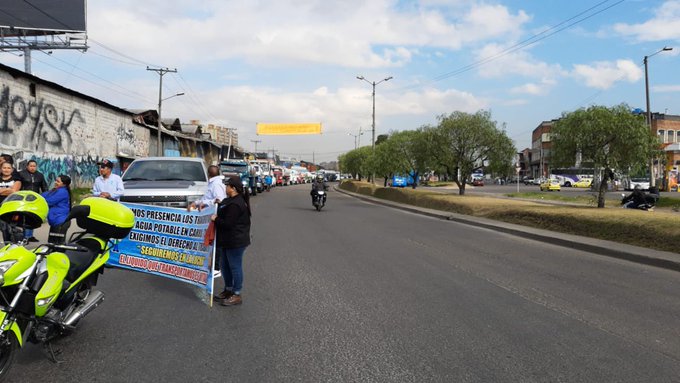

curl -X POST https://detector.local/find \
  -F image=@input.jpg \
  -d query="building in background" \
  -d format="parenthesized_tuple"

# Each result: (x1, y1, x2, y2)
(530, 121, 554, 179)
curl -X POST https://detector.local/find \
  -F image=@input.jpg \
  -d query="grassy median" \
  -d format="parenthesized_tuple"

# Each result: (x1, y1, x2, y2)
(339, 180, 680, 254)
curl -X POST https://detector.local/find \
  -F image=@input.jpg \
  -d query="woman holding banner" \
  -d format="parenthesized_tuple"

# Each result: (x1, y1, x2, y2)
(212, 176, 251, 306)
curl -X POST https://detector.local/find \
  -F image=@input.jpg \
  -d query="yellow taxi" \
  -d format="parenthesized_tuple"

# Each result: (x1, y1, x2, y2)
(539, 178, 561, 191)
(572, 178, 592, 188)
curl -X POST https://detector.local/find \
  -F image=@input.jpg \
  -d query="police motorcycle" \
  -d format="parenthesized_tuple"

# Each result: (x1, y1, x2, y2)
(0, 191, 134, 380)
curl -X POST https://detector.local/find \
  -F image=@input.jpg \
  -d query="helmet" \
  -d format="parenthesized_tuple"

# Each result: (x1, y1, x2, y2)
(0, 191, 48, 229)
(316, 174, 324, 182)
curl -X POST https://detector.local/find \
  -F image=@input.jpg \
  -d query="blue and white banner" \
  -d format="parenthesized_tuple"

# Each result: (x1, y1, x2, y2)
(108, 203, 216, 293)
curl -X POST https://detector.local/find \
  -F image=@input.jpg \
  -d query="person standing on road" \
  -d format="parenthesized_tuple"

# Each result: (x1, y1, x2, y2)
(92, 159, 124, 201)
(19, 160, 48, 242)
(212, 176, 251, 306)
(187, 165, 226, 211)
(42, 175, 72, 244)
(0, 162, 22, 242)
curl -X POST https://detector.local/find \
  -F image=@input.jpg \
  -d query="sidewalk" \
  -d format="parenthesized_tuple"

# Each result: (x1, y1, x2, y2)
(1, 224, 67, 248)
(335, 186, 680, 273)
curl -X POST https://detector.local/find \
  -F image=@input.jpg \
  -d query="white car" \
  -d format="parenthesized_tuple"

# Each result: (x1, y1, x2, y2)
(627, 178, 650, 191)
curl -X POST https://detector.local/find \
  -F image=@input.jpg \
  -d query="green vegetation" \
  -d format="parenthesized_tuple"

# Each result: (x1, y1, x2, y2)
(505, 191, 598, 205)
(340, 180, 680, 254)
(72, 188, 91, 205)
(551, 104, 657, 208)
(338, 109, 516, 194)
(427, 181, 457, 187)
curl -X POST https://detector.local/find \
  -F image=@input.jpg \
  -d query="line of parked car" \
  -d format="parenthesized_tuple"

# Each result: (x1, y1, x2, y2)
(118, 157, 339, 209)
(523, 176, 593, 192)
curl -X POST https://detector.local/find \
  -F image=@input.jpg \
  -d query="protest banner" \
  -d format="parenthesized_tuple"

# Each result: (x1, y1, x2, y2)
(108, 203, 216, 301)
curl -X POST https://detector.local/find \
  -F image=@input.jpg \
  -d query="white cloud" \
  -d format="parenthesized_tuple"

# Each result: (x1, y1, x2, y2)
(510, 83, 543, 95)
(474, 43, 565, 80)
(571, 59, 642, 90)
(501, 99, 529, 106)
(612, 0, 680, 41)
(160, 83, 486, 137)
(653, 84, 680, 92)
(88, 1, 531, 68)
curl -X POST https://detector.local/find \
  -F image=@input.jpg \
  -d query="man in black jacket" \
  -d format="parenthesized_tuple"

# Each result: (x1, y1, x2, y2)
(310, 173, 328, 204)
(19, 160, 49, 242)
(621, 185, 647, 209)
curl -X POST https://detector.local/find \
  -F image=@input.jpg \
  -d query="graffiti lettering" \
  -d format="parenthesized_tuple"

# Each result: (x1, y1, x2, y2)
(0, 84, 83, 152)
(9, 151, 100, 189)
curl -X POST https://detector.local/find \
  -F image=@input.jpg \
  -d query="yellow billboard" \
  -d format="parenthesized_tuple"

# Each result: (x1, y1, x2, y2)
(256, 123, 322, 135)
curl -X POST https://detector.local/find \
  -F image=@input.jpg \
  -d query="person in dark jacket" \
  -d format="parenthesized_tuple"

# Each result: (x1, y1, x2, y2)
(621, 185, 647, 209)
(19, 160, 48, 242)
(212, 176, 251, 306)
(41, 175, 72, 244)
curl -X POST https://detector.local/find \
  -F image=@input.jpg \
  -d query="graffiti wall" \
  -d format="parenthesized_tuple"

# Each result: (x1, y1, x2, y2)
(0, 68, 149, 188)
(11, 152, 100, 188)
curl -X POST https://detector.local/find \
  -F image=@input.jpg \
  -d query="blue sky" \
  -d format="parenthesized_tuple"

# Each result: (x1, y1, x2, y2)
(3, 0, 680, 163)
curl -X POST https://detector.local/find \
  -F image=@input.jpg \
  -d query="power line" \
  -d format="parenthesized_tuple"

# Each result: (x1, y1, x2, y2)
(38, 50, 154, 103)
(171, 73, 219, 120)
(89, 39, 163, 68)
(29, 53, 156, 104)
(399, 0, 625, 91)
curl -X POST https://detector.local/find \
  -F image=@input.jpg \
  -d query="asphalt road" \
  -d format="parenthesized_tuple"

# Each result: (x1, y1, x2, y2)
(8, 184, 680, 382)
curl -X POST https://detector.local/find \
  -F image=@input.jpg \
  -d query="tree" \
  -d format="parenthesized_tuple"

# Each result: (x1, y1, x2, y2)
(427, 110, 516, 195)
(338, 146, 373, 180)
(385, 130, 430, 188)
(375, 134, 389, 146)
(551, 103, 657, 208)
(372, 136, 401, 187)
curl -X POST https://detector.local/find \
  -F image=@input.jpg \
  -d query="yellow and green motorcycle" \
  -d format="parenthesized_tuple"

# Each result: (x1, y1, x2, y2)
(0, 192, 134, 380)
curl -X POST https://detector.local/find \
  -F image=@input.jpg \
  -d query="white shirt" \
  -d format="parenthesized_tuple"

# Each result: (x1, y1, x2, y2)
(92, 173, 124, 200)
(196, 175, 226, 207)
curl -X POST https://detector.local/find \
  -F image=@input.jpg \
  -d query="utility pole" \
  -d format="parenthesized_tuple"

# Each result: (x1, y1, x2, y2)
(225, 127, 236, 160)
(251, 139, 262, 154)
(147, 67, 178, 156)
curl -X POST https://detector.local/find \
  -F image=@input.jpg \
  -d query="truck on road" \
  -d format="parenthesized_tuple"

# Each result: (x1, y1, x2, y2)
(119, 157, 209, 209)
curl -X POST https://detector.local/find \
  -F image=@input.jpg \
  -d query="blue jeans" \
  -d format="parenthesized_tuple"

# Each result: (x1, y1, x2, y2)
(219, 246, 247, 295)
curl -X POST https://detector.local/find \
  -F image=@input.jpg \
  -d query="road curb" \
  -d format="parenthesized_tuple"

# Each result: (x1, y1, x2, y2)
(335, 186, 680, 273)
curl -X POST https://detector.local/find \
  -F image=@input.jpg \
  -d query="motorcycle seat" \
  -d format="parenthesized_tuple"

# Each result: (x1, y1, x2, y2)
(64, 238, 105, 283)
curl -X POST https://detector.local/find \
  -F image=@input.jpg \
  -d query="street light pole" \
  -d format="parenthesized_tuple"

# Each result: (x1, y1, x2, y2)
(348, 127, 363, 150)
(644, 46, 672, 188)
(357, 76, 392, 184)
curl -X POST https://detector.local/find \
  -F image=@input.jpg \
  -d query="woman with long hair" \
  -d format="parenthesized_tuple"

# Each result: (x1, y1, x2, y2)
(212, 176, 251, 306)
(42, 175, 72, 244)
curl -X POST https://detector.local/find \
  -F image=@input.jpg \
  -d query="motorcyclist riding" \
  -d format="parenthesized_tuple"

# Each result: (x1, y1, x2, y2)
(310, 173, 328, 202)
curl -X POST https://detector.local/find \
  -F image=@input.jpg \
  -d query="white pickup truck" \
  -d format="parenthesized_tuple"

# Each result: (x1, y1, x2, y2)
(119, 157, 209, 209)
